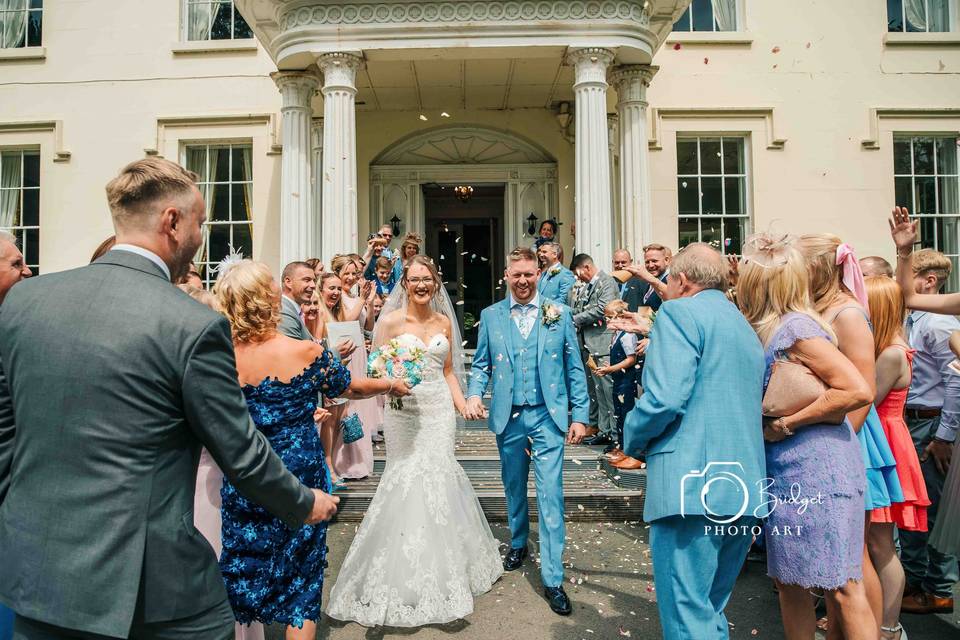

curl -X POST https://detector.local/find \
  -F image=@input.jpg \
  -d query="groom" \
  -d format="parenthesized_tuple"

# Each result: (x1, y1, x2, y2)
(465, 246, 589, 616)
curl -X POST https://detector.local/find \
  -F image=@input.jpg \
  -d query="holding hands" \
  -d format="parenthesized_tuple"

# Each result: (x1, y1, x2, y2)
(462, 396, 488, 421)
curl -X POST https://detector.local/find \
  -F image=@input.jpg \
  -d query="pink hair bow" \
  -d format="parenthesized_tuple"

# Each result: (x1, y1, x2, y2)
(836, 243, 869, 315)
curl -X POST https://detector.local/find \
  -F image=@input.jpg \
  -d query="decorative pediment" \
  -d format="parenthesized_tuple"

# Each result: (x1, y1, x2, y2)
(373, 126, 554, 165)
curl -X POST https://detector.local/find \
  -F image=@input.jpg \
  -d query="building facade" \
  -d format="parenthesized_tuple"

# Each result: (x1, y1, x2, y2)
(1, 0, 959, 309)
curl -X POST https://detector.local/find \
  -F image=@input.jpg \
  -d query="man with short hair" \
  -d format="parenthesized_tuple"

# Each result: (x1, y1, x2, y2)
(0, 231, 31, 305)
(180, 261, 203, 288)
(279, 261, 317, 341)
(570, 253, 619, 448)
(623, 243, 672, 312)
(0, 157, 337, 640)
(612, 249, 632, 272)
(860, 255, 894, 278)
(537, 241, 575, 304)
(897, 248, 960, 614)
(624, 243, 766, 640)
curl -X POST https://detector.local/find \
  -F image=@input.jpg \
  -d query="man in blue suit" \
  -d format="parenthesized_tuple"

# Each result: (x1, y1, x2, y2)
(465, 246, 589, 616)
(624, 243, 767, 640)
(536, 241, 576, 305)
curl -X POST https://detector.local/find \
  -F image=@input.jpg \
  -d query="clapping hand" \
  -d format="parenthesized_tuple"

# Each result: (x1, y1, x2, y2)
(889, 206, 919, 254)
(336, 339, 357, 359)
(726, 256, 740, 288)
(607, 312, 651, 336)
(305, 489, 340, 524)
(624, 261, 656, 284)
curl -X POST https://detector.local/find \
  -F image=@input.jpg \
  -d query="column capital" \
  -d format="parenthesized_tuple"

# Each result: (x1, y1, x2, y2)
(317, 52, 363, 91)
(568, 47, 615, 88)
(271, 69, 320, 109)
(610, 64, 658, 105)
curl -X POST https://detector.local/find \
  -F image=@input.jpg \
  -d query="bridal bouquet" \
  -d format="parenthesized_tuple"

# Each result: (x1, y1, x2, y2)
(367, 335, 426, 410)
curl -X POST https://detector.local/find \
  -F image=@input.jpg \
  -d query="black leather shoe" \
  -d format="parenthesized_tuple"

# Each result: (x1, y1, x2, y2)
(544, 586, 572, 615)
(582, 434, 612, 446)
(503, 546, 527, 571)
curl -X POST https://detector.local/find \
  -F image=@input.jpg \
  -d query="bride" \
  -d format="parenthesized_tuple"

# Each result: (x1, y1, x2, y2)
(325, 255, 503, 627)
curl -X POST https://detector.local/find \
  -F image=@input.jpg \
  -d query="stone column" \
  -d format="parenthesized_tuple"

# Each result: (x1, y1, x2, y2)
(272, 69, 320, 267)
(570, 47, 615, 270)
(318, 52, 363, 260)
(611, 65, 657, 257)
(310, 117, 324, 263)
(608, 113, 620, 260)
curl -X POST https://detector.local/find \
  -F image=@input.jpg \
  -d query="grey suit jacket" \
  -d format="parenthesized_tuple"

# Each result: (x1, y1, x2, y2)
(0, 250, 315, 637)
(279, 295, 313, 341)
(572, 270, 618, 357)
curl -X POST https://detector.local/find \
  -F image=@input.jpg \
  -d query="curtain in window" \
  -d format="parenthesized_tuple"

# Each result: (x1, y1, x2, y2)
(927, 0, 950, 31)
(187, 1, 212, 41)
(905, 0, 928, 31)
(0, 0, 27, 48)
(186, 147, 217, 264)
(241, 146, 252, 234)
(0, 153, 21, 229)
(711, 0, 736, 31)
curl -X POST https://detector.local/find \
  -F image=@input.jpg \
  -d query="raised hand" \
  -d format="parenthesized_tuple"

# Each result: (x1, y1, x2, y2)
(624, 262, 656, 284)
(726, 256, 740, 288)
(305, 489, 340, 524)
(889, 206, 919, 253)
(607, 312, 651, 336)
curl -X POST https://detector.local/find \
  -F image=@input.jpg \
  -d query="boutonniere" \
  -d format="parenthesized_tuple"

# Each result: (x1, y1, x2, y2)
(548, 264, 561, 277)
(541, 302, 562, 327)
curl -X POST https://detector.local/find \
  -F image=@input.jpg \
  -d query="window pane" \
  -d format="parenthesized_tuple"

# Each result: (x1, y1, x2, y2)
(230, 184, 249, 222)
(0, 189, 21, 226)
(22, 189, 38, 227)
(26, 9, 41, 46)
(939, 177, 959, 215)
(887, 0, 904, 31)
(676, 140, 699, 174)
(722, 138, 742, 174)
(211, 183, 230, 221)
(185, 147, 207, 179)
(208, 224, 230, 263)
(914, 138, 935, 174)
(232, 221, 252, 254)
(210, 2, 232, 40)
(677, 178, 699, 214)
(699, 139, 722, 174)
(894, 139, 912, 174)
(724, 218, 745, 255)
(231, 147, 248, 181)
(692, 0, 714, 31)
(673, 7, 691, 31)
(915, 176, 936, 214)
(905, 0, 927, 31)
(936, 138, 958, 175)
(23, 228, 38, 267)
(233, 9, 253, 39)
(724, 177, 744, 214)
(700, 219, 721, 248)
(929, 0, 950, 31)
(919, 216, 937, 248)
(936, 216, 959, 257)
(23, 152, 39, 188)
(29, 0, 42, 8)
(214, 147, 230, 182)
(701, 177, 723, 215)
(895, 176, 913, 210)
(678, 217, 699, 248)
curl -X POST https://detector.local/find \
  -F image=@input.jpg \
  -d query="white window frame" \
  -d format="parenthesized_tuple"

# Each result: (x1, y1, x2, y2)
(181, 0, 253, 42)
(675, 135, 752, 256)
(894, 134, 960, 291)
(888, 0, 956, 33)
(0, 1, 42, 49)
(182, 142, 253, 287)
(673, 0, 740, 33)
(0, 148, 40, 273)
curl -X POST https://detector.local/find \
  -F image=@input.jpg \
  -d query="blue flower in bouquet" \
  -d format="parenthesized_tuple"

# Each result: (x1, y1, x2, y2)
(367, 335, 427, 409)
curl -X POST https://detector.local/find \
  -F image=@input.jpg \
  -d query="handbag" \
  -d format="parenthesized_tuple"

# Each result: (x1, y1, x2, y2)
(762, 359, 828, 418)
(340, 412, 364, 444)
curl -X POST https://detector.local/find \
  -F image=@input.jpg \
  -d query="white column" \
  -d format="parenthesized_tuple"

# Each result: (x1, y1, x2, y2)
(318, 52, 362, 260)
(570, 47, 615, 270)
(611, 65, 657, 257)
(310, 117, 324, 262)
(607, 113, 621, 261)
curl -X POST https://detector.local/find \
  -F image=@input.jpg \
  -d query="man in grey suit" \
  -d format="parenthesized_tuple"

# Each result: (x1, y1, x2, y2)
(278, 261, 316, 341)
(570, 253, 618, 449)
(0, 158, 338, 639)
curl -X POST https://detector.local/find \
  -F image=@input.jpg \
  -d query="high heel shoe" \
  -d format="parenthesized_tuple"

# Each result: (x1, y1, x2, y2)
(881, 623, 906, 640)
(330, 479, 347, 493)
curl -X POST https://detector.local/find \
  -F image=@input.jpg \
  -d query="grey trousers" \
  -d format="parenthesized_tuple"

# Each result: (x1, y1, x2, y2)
(898, 415, 960, 598)
(13, 598, 234, 640)
(582, 347, 615, 437)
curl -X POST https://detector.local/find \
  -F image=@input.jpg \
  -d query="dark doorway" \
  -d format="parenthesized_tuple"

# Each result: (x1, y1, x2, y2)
(423, 184, 505, 349)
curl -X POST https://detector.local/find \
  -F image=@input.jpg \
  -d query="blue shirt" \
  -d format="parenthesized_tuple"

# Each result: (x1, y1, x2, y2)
(906, 310, 960, 442)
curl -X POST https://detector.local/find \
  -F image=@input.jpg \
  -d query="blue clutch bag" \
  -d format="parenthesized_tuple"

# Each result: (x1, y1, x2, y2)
(340, 412, 364, 444)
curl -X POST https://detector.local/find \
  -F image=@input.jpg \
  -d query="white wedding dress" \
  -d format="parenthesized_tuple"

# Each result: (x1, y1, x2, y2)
(325, 333, 504, 627)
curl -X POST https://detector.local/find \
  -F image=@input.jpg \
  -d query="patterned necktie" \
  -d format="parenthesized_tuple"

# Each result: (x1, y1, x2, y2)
(511, 303, 536, 339)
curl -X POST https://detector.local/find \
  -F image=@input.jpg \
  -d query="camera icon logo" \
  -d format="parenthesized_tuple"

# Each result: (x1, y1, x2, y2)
(679, 462, 750, 524)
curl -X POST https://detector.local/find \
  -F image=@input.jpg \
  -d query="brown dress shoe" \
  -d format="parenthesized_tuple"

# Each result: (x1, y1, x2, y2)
(605, 448, 626, 462)
(612, 456, 645, 470)
(901, 591, 954, 614)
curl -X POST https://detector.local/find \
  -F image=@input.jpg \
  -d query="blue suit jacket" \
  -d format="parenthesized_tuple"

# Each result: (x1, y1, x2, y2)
(467, 297, 589, 434)
(537, 266, 576, 306)
(624, 289, 768, 522)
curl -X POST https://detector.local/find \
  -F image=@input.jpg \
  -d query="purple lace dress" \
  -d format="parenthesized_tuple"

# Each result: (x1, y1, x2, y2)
(763, 313, 865, 589)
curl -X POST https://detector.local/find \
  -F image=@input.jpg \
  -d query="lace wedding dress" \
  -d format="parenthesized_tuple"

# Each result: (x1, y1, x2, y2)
(325, 333, 503, 627)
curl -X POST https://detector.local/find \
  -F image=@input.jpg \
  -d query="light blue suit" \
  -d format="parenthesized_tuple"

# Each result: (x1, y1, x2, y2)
(624, 289, 767, 640)
(468, 295, 589, 587)
(537, 265, 576, 306)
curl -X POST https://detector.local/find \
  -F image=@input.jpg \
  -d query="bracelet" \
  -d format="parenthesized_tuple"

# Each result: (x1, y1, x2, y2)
(388, 379, 396, 393)
(773, 417, 794, 437)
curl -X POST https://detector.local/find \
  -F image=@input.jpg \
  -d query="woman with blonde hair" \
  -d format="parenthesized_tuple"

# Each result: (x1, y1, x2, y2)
(330, 254, 376, 329)
(798, 234, 903, 634)
(865, 275, 931, 640)
(738, 233, 877, 640)
(213, 260, 408, 640)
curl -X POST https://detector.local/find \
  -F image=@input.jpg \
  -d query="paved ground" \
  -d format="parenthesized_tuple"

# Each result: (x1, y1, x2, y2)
(265, 521, 960, 640)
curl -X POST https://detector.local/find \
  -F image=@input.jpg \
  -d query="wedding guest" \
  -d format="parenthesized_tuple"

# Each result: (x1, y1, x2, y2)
(302, 289, 323, 340)
(862, 255, 894, 278)
(214, 259, 406, 640)
(537, 241, 575, 304)
(799, 233, 902, 630)
(533, 218, 558, 250)
(865, 275, 932, 640)
(331, 254, 376, 330)
(0, 157, 338, 639)
(89, 234, 116, 263)
(399, 232, 421, 263)
(624, 243, 767, 640)
(372, 256, 397, 295)
(0, 231, 31, 306)
(622, 243, 672, 312)
(737, 233, 877, 640)
(594, 300, 638, 468)
(571, 253, 618, 450)
(305, 257, 324, 280)
(279, 261, 317, 341)
(612, 249, 632, 272)
(180, 261, 203, 288)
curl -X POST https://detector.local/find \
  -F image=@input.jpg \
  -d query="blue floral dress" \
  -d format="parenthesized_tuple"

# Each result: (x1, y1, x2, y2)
(220, 349, 351, 627)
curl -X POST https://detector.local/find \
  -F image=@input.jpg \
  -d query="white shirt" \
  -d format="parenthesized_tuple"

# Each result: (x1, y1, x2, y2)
(509, 292, 540, 335)
(110, 244, 171, 281)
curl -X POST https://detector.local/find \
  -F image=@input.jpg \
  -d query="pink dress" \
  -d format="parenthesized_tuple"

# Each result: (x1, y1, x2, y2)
(330, 295, 377, 479)
(193, 449, 265, 640)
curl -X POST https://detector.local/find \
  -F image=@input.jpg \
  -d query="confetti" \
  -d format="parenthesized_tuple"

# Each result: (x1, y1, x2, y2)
(419, 114, 428, 121)
(703, 57, 709, 64)
(441, 111, 451, 117)
(772, 46, 780, 53)
(619, 627, 631, 637)
(673, 42, 682, 50)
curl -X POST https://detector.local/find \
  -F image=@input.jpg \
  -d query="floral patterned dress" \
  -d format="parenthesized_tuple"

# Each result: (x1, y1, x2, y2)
(220, 349, 350, 627)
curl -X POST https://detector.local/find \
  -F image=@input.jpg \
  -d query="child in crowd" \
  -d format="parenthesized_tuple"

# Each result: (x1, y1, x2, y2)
(594, 300, 639, 463)
(372, 256, 397, 295)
